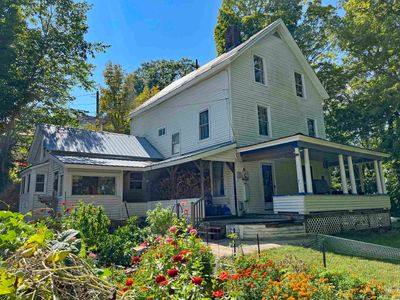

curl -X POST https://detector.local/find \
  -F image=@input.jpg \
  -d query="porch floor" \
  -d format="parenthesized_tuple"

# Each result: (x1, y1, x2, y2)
(203, 213, 304, 226)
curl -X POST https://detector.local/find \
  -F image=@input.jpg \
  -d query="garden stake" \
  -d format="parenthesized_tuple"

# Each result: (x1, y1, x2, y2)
(322, 240, 327, 268)
(257, 234, 260, 257)
(233, 228, 236, 256)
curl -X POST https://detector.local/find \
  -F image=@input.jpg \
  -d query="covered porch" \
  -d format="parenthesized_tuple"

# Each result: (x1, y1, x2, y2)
(238, 134, 391, 216)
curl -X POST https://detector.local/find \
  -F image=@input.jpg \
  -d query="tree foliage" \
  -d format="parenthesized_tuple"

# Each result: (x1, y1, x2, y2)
(0, 0, 105, 192)
(99, 62, 135, 133)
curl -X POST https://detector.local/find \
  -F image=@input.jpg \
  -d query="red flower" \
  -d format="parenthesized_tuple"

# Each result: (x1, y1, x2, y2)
(155, 275, 166, 283)
(131, 256, 140, 263)
(172, 254, 183, 262)
(219, 271, 229, 281)
(168, 269, 179, 278)
(179, 250, 190, 256)
(121, 287, 128, 293)
(192, 277, 202, 285)
(125, 278, 134, 286)
(213, 290, 224, 297)
(160, 280, 169, 286)
(65, 208, 71, 213)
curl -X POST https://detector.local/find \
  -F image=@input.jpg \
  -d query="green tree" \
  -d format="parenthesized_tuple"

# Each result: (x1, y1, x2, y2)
(100, 62, 136, 133)
(134, 86, 160, 107)
(0, 0, 106, 192)
(133, 58, 196, 95)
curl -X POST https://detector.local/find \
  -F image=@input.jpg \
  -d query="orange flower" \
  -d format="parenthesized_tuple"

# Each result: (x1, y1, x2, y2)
(219, 271, 229, 281)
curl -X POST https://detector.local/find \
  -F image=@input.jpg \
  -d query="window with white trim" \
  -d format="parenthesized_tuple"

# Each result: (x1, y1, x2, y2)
(253, 55, 265, 84)
(294, 72, 304, 98)
(129, 173, 143, 190)
(72, 176, 115, 195)
(35, 174, 45, 192)
(257, 105, 270, 136)
(307, 118, 316, 137)
(158, 127, 166, 136)
(171, 132, 180, 155)
(199, 109, 209, 140)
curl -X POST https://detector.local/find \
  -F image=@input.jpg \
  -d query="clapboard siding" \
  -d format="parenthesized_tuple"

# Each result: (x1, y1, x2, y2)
(63, 196, 123, 220)
(131, 71, 233, 158)
(230, 33, 326, 147)
(273, 194, 391, 214)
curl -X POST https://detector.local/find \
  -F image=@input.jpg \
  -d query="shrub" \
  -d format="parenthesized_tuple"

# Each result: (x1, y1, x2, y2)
(62, 202, 110, 250)
(146, 203, 179, 235)
(97, 217, 149, 266)
(117, 222, 214, 299)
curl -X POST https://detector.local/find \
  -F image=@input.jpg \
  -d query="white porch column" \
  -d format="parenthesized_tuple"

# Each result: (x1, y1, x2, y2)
(338, 154, 348, 194)
(347, 156, 357, 194)
(294, 147, 305, 194)
(304, 148, 313, 194)
(374, 160, 383, 194)
(357, 164, 365, 193)
(378, 160, 387, 194)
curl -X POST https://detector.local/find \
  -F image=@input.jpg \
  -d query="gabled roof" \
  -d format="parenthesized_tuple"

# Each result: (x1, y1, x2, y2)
(130, 19, 329, 117)
(32, 124, 163, 161)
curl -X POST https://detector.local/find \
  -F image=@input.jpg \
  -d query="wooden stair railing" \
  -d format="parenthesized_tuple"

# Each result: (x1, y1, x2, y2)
(191, 197, 205, 228)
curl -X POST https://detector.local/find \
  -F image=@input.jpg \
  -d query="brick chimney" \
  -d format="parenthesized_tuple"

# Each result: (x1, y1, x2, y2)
(225, 24, 241, 52)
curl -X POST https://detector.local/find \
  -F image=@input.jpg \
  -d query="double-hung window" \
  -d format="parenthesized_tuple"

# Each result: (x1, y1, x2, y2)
(199, 109, 209, 140)
(294, 72, 305, 98)
(258, 105, 270, 136)
(307, 118, 317, 137)
(171, 132, 180, 155)
(35, 174, 45, 193)
(129, 173, 143, 190)
(158, 127, 166, 136)
(254, 55, 265, 84)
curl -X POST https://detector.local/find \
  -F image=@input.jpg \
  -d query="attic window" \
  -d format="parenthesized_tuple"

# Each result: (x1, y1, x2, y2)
(273, 31, 281, 39)
(158, 127, 166, 136)
(253, 55, 265, 84)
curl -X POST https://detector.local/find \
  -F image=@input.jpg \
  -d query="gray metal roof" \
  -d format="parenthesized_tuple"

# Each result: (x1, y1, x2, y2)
(38, 124, 163, 160)
(52, 154, 152, 168)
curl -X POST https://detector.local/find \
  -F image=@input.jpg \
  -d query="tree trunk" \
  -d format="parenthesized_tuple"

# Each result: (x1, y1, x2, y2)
(0, 116, 17, 193)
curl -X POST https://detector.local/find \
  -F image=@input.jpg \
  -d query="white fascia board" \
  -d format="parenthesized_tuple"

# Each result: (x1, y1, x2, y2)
(20, 161, 50, 175)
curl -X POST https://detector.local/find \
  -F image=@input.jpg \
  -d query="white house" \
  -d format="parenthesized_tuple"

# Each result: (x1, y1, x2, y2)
(20, 19, 391, 235)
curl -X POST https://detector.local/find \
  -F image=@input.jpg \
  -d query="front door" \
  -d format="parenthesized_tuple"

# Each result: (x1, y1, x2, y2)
(261, 164, 274, 210)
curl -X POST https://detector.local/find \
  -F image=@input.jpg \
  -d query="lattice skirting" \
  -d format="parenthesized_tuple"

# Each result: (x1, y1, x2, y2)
(305, 211, 391, 234)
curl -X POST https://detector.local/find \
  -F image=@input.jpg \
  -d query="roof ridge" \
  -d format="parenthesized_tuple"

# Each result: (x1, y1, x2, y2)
(39, 123, 142, 139)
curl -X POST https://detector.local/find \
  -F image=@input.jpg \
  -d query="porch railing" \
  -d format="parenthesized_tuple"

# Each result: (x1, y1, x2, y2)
(191, 197, 205, 228)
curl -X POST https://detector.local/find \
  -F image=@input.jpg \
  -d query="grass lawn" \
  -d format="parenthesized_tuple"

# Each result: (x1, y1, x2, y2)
(336, 222, 400, 248)
(262, 244, 400, 292)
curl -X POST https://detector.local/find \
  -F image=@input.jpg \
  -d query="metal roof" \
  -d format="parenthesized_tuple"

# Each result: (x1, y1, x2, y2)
(52, 154, 152, 168)
(130, 19, 328, 117)
(38, 124, 163, 160)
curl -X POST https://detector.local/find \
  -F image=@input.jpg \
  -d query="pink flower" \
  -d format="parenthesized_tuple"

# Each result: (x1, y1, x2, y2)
(169, 225, 178, 233)
(88, 252, 97, 259)
(190, 229, 198, 235)
(155, 235, 161, 243)
(140, 241, 149, 247)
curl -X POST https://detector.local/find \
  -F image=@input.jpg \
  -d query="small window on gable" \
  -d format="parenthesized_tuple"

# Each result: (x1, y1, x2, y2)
(171, 132, 180, 155)
(253, 55, 265, 84)
(258, 105, 270, 136)
(307, 118, 317, 137)
(130, 173, 143, 190)
(158, 127, 166, 136)
(199, 109, 209, 140)
(294, 72, 305, 98)
(35, 174, 45, 193)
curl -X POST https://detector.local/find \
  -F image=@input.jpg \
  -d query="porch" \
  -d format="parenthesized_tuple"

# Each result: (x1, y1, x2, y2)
(238, 134, 391, 217)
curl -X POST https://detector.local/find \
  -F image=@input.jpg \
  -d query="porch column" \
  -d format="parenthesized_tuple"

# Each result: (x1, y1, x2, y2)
(294, 147, 305, 194)
(303, 148, 313, 194)
(374, 160, 383, 194)
(378, 160, 387, 194)
(357, 164, 365, 193)
(347, 156, 357, 195)
(338, 154, 348, 194)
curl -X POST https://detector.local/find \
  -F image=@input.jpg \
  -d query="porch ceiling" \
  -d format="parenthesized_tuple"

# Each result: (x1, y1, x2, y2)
(238, 134, 389, 162)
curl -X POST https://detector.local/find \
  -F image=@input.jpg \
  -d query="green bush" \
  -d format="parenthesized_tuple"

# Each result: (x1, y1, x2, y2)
(146, 203, 179, 235)
(97, 217, 149, 266)
(62, 202, 110, 250)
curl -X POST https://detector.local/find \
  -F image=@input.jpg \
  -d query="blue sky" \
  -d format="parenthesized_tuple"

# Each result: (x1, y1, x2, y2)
(72, 0, 338, 115)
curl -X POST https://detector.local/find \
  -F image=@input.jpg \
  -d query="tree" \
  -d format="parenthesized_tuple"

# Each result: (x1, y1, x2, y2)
(99, 63, 136, 133)
(0, 0, 106, 192)
(214, 0, 338, 65)
(134, 86, 160, 107)
(132, 59, 196, 95)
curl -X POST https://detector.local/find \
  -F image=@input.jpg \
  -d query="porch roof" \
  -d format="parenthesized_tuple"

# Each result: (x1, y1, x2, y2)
(51, 154, 152, 168)
(238, 134, 389, 162)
